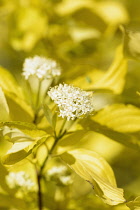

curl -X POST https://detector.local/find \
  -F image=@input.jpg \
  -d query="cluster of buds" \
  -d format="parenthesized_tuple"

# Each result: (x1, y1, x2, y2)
(47, 165, 73, 186)
(22, 56, 61, 80)
(22, 56, 94, 120)
(48, 83, 94, 120)
(6, 171, 35, 191)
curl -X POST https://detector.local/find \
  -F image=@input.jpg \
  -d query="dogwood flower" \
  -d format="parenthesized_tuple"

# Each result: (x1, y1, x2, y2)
(22, 56, 61, 80)
(47, 166, 68, 176)
(48, 83, 94, 120)
(6, 171, 35, 191)
(47, 166, 73, 185)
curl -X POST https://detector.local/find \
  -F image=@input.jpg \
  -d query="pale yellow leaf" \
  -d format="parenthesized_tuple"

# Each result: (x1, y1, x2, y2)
(93, 104, 140, 133)
(0, 88, 9, 121)
(70, 45, 127, 94)
(92, 45, 127, 94)
(94, 1, 129, 24)
(127, 196, 140, 210)
(70, 27, 101, 42)
(60, 148, 125, 205)
(56, 0, 93, 16)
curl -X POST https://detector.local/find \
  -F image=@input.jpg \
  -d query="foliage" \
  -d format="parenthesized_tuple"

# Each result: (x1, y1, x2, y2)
(0, 0, 140, 210)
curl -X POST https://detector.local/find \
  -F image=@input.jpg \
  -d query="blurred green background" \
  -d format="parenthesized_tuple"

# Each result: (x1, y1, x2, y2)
(0, 0, 140, 209)
(0, 0, 140, 104)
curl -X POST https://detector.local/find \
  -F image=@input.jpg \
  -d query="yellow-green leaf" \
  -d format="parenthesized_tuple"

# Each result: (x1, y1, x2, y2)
(92, 45, 127, 94)
(56, 0, 93, 16)
(1, 123, 50, 164)
(6, 91, 34, 122)
(0, 66, 23, 97)
(70, 45, 127, 94)
(70, 27, 101, 42)
(2, 135, 50, 165)
(43, 104, 54, 127)
(11, 7, 48, 51)
(93, 104, 140, 133)
(80, 118, 140, 151)
(94, 1, 129, 25)
(0, 121, 46, 141)
(0, 67, 34, 122)
(54, 130, 88, 154)
(0, 193, 26, 209)
(122, 23, 140, 60)
(127, 196, 140, 210)
(60, 148, 125, 205)
(0, 87, 10, 121)
(0, 162, 12, 194)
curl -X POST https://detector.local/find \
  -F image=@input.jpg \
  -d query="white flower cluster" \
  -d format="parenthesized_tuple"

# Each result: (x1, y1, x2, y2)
(47, 166, 67, 176)
(22, 56, 61, 80)
(48, 83, 94, 120)
(6, 171, 35, 191)
(47, 166, 72, 185)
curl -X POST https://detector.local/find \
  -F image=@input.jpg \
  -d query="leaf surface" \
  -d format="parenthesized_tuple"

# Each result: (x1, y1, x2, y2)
(122, 23, 140, 60)
(54, 130, 88, 154)
(80, 118, 140, 150)
(70, 45, 127, 94)
(60, 148, 125, 205)
(6, 91, 34, 122)
(0, 66, 23, 97)
(1, 123, 50, 164)
(92, 45, 127, 94)
(127, 196, 140, 210)
(0, 87, 10, 121)
(92, 104, 140, 133)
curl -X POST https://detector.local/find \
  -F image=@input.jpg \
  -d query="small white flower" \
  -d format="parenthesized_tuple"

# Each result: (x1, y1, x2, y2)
(48, 83, 94, 120)
(6, 171, 35, 191)
(47, 166, 67, 176)
(22, 56, 61, 80)
(47, 166, 73, 185)
(59, 176, 73, 185)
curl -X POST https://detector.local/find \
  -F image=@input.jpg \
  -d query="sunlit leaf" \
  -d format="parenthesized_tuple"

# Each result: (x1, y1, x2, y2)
(127, 196, 140, 210)
(70, 45, 127, 94)
(94, 1, 129, 25)
(2, 136, 49, 165)
(92, 104, 140, 133)
(11, 7, 48, 51)
(0, 87, 9, 121)
(43, 104, 54, 126)
(56, 0, 128, 25)
(56, 0, 93, 16)
(6, 91, 34, 122)
(0, 66, 23, 97)
(54, 130, 88, 154)
(70, 27, 101, 42)
(0, 66, 34, 122)
(0, 193, 26, 209)
(80, 118, 140, 150)
(0, 121, 46, 140)
(122, 23, 140, 60)
(0, 162, 14, 194)
(60, 148, 125, 205)
(92, 45, 127, 94)
(1, 124, 50, 164)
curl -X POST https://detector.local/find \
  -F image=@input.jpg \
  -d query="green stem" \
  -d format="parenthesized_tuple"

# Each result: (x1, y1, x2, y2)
(40, 135, 60, 173)
(35, 118, 67, 209)
(26, 80, 34, 108)
(36, 132, 67, 209)
(36, 170, 42, 210)
(33, 154, 43, 210)
(33, 80, 42, 124)
(59, 118, 67, 136)
(35, 80, 42, 111)
(40, 123, 67, 173)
